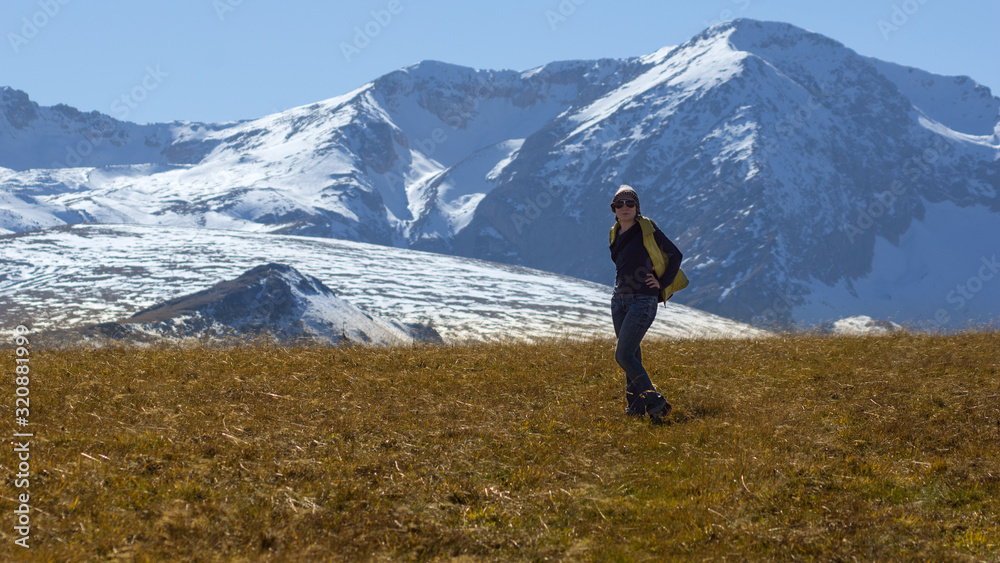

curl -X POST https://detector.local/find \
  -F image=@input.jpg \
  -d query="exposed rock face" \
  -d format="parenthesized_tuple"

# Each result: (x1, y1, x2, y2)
(103, 263, 439, 345)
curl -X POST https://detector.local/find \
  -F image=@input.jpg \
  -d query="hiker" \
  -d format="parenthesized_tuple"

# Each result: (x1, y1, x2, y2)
(608, 184, 683, 422)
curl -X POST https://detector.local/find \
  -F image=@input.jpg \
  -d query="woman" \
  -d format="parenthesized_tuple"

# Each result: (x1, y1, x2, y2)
(608, 185, 682, 422)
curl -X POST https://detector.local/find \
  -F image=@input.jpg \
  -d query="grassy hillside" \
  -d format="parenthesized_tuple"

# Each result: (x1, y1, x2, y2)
(3, 333, 999, 561)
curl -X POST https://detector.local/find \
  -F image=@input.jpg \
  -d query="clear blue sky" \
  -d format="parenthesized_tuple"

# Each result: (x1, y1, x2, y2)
(2, 0, 997, 124)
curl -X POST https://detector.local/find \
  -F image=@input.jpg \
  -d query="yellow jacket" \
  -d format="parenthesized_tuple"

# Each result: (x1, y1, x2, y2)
(609, 216, 689, 302)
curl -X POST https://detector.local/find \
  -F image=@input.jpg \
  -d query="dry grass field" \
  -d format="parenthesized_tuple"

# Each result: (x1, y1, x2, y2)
(2, 332, 999, 561)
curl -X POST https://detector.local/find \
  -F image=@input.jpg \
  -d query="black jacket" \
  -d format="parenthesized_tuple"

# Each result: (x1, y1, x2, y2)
(610, 219, 682, 297)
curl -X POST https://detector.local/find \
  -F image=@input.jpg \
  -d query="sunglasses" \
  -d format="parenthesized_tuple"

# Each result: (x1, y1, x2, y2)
(611, 200, 636, 210)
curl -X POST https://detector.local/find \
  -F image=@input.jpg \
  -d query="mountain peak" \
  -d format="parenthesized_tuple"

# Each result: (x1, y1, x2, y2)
(686, 19, 850, 81)
(122, 263, 429, 345)
(128, 262, 334, 325)
(395, 59, 484, 83)
(1, 86, 40, 129)
(700, 18, 839, 44)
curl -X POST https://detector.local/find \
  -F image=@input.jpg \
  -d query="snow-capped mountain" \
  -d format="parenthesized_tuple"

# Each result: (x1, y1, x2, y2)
(0, 86, 224, 172)
(1, 19, 998, 327)
(826, 315, 903, 337)
(0, 224, 765, 343)
(86, 263, 433, 346)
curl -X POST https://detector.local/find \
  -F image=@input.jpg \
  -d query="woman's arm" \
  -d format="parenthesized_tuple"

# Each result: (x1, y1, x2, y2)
(654, 228, 682, 288)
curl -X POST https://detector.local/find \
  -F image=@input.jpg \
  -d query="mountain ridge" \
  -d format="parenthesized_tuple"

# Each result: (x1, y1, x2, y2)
(2, 18, 998, 327)
(0, 223, 767, 342)
(88, 263, 433, 346)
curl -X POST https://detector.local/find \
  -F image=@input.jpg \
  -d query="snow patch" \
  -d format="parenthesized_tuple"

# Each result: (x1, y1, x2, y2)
(799, 200, 1000, 328)
(829, 315, 903, 336)
(0, 224, 767, 343)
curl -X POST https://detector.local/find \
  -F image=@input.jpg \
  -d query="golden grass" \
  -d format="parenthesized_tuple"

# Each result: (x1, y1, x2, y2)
(3, 333, 999, 561)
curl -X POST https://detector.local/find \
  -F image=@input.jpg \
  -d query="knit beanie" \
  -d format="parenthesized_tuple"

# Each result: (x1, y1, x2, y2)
(611, 184, 640, 215)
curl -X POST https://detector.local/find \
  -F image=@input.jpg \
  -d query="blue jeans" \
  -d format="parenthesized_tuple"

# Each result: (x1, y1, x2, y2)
(611, 293, 667, 415)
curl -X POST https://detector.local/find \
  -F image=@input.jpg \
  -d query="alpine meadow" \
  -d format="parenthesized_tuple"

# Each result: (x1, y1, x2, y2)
(2, 332, 998, 560)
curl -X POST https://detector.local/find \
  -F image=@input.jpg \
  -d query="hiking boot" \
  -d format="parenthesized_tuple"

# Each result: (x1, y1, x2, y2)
(624, 407, 643, 418)
(648, 401, 672, 423)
